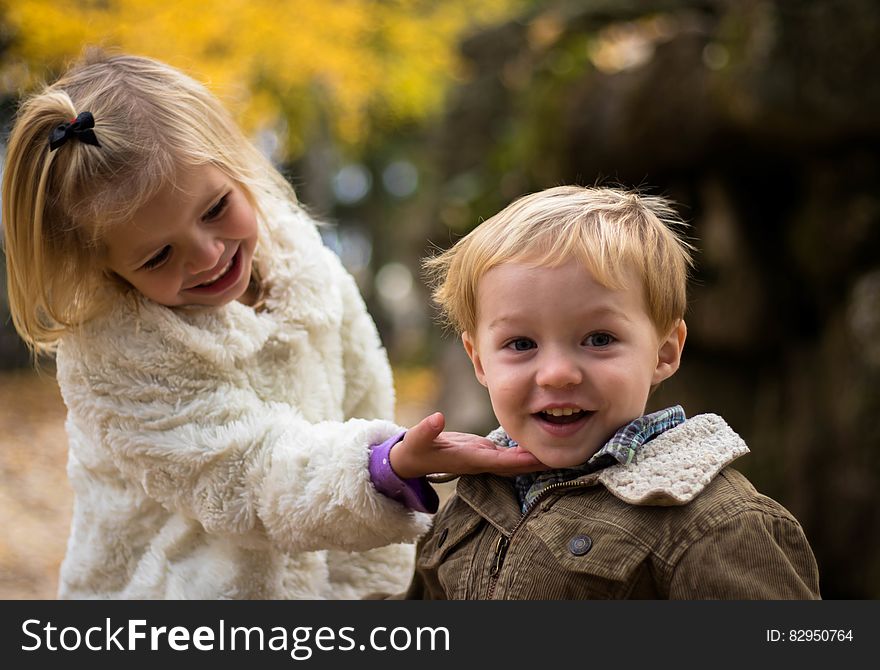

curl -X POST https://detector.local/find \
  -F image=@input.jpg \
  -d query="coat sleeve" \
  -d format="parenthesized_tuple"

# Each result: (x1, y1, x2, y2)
(667, 510, 821, 599)
(57, 340, 430, 556)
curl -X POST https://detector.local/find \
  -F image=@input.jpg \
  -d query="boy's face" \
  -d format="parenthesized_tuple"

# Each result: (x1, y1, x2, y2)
(462, 259, 685, 468)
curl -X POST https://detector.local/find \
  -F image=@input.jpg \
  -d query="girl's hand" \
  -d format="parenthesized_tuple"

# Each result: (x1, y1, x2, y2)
(389, 412, 547, 479)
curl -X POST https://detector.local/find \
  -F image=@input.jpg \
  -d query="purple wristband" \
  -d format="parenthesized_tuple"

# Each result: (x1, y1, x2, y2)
(369, 431, 439, 514)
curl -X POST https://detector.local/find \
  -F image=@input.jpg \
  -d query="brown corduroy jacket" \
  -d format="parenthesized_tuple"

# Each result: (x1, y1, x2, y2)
(405, 414, 821, 600)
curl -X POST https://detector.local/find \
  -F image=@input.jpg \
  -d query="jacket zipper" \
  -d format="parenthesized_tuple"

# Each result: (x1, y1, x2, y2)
(485, 479, 587, 599)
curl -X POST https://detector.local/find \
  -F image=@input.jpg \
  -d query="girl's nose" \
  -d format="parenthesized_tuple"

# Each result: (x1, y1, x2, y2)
(535, 349, 583, 388)
(185, 235, 225, 275)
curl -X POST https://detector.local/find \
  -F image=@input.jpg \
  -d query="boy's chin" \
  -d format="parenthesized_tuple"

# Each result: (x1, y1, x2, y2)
(504, 427, 600, 468)
(526, 447, 597, 470)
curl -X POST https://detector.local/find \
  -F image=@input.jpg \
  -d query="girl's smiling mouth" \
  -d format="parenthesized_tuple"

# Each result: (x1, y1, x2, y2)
(197, 257, 234, 287)
(185, 246, 243, 294)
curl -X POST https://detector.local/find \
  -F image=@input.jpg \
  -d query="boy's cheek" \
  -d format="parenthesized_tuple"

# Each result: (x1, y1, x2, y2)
(484, 374, 522, 400)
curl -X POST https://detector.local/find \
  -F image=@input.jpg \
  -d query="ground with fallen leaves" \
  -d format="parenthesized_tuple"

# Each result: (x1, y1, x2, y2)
(0, 369, 71, 599)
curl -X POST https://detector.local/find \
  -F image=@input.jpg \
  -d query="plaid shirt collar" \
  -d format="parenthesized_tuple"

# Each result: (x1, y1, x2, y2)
(511, 405, 687, 512)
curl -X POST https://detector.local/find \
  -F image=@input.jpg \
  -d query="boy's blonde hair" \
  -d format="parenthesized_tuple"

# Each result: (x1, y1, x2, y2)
(424, 185, 694, 337)
(2, 49, 296, 354)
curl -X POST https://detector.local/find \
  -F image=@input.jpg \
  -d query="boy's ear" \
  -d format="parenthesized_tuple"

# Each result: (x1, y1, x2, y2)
(652, 319, 687, 385)
(461, 332, 488, 387)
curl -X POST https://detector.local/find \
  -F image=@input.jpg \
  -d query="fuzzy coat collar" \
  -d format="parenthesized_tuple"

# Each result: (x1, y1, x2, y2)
(479, 414, 749, 509)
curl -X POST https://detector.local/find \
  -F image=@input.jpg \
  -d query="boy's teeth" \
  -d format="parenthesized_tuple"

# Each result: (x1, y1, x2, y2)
(544, 408, 582, 417)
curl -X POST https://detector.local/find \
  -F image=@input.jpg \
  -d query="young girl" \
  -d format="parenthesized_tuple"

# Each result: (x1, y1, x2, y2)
(1, 50, 539, 599)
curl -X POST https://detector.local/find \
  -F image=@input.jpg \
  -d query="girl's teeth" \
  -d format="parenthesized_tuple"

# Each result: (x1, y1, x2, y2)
(199, 259, 232, 286)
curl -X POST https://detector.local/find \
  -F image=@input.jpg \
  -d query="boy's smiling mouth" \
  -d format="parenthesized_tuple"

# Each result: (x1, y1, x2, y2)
(535, 407, 593, 425)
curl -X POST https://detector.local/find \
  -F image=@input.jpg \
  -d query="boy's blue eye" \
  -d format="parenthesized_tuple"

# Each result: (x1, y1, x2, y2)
(507, 338, 536, 351)
(585, 332, 614, 347)
(142, 245, 171, 270)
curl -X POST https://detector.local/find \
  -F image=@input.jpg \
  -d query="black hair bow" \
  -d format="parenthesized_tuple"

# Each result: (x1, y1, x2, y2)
(48, 111, 101, 152)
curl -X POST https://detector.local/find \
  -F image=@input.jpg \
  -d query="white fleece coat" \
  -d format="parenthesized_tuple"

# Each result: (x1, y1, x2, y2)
(55, 195, 431, 599)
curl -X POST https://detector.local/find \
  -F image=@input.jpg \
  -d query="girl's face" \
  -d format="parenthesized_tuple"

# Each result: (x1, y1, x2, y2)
(103, 164, 259, 308)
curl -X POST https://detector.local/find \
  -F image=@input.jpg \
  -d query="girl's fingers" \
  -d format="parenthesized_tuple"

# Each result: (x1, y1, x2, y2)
(408, 412, 445, 448)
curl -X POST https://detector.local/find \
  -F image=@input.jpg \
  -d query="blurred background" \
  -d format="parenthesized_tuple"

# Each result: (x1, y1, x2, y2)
(1, 0, 878, 599)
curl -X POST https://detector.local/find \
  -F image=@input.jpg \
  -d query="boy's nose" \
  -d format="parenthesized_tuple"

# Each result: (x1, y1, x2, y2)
(535, 350, 583, 388)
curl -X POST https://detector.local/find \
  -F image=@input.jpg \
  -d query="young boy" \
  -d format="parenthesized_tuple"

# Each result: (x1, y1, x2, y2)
(403, 185, 820, 599)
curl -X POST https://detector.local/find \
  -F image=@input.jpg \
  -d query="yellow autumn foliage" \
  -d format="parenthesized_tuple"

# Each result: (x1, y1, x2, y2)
(0, 0, 524, 157)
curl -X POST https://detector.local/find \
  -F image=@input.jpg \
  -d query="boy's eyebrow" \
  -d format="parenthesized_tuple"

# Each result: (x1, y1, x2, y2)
(486, 316, 516, 331)
(486, 305, 633, 331)
(587, 305, 634, 322)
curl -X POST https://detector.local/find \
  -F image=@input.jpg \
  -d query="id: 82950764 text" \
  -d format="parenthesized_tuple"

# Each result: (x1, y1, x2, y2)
(765, 629, 853, 643)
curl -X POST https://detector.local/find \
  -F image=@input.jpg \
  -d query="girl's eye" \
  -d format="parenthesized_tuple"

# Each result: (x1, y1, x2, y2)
(203, 194, 229, 221)
(141, 245, 171, 270)
(506, 338, 536, 351)
(585, 332, 614, 347)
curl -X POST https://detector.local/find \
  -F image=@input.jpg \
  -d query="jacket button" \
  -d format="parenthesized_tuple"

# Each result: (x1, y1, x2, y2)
(568, 534, 592, 556)
(437, 528, 449, 547)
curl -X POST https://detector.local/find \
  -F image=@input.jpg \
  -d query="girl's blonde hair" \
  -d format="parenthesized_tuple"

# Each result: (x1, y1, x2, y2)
(2, 48, 296, 354)
(424, 185, 695, 337)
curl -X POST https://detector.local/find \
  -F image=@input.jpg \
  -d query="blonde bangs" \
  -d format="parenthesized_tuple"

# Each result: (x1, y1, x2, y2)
(424, 186, 694, 337)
